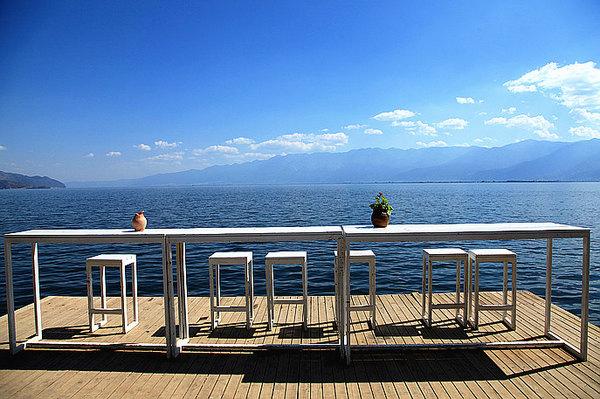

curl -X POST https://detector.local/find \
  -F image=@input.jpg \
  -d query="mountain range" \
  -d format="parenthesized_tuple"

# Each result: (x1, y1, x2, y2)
(0, 171, 65, 189)
(68, 138, 600, 187)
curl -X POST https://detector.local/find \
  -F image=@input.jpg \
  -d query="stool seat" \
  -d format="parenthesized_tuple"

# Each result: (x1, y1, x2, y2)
(424, 248, 468, 261)
(209, 251, 253, 265)
(468, 249, 516, 262)
(86, 254, 138, 334)
(334, 250, 375, 262)
(265, 251, 307, 264)
(208, 251, 254, 330)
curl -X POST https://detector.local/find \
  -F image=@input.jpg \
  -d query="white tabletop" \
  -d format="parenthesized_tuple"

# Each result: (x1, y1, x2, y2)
(165, 226, 343, 242)
(4, 228, 168, 243)
(343, 222, 589, 241)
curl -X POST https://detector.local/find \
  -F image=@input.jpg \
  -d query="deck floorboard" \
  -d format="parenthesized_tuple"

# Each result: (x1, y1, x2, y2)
(1, 291, 599, 398)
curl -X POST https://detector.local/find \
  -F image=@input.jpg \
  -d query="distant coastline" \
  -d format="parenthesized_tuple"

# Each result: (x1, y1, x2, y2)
(0, 170, 65, 189)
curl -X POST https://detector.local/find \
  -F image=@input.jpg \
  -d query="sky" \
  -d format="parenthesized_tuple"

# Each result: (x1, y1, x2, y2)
(1, 1, 600, 181)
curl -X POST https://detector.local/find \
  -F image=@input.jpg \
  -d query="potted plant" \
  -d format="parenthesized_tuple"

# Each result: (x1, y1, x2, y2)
(369, 192, 393, 228)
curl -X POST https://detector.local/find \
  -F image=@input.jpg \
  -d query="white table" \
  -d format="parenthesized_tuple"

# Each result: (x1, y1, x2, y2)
(164, 226, 345, 356)
(340, 222, 591, 363)
(3, 229, 171, 355)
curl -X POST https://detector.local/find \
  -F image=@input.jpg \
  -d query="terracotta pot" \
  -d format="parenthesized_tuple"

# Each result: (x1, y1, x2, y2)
(371, 211, 390, 228)
(132, 211, 147, 232)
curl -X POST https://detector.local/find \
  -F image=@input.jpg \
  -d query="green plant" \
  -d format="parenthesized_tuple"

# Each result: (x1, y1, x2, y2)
(369, 192, 393, 215)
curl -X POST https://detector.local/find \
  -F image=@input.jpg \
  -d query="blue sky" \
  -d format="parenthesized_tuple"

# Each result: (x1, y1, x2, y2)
(1, 1, 600, 181)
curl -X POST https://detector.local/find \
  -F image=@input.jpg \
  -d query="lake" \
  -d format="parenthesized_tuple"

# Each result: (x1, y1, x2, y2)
(1, 182, 598, 325)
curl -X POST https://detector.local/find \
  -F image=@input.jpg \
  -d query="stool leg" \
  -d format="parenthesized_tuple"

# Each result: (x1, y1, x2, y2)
(209, 263, 216, 329)
(369, 258, 376, 328)
(302, 259, 308, 330)
(249, 260, 255, 323)
(474, 260, 480, 330)
(455, 260, 460, 319)
(421, 255, 427, 321)
(132, 260, 139, 324)
(333, 257, 338, 326)
(86, 264, 96, 332)
(216, 265, 221, 323)
(266, 262, 273, 331)
(120, 264, 128, 333)
(427, 257, 433, 327)
(511, 259, 517, 331)
(503, 260, 508, 321)
(245, 260, 251, 330)
(462, 259, 468, 327)
(99, 265, 107, 325)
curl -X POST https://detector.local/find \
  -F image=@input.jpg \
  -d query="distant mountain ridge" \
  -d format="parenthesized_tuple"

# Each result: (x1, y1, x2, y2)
(0, 171, 65, 189)
(68, 139, 600, 188)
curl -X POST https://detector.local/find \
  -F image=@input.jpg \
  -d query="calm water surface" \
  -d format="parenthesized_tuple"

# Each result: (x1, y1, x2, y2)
(1, 183, 598, 325)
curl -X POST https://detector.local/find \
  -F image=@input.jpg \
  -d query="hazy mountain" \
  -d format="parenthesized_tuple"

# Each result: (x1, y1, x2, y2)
(0, 171, 65, 189)
(68, 139, 600, 188)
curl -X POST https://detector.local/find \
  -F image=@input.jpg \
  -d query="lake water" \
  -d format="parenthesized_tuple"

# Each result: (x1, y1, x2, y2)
(1, 182, 598, 325)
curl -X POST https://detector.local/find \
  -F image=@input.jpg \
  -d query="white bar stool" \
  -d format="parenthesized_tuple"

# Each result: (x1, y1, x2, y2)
(334, 250, 377, 328)
(421, 248, 468, 327)
(265, 251, 308, 331)
(468, 249, 517, 330)
(208, 251, 254, 330)
(86, 254, 138, 333)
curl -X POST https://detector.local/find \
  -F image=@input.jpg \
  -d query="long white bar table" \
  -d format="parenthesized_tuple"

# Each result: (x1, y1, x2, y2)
(3, 229, 171, 355)
(340, 222, 591, 363)
(163, 226, 346, 357)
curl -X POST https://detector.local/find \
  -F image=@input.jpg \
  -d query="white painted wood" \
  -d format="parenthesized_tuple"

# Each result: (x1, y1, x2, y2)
(4, 240, 18, 354)
(545, 238, 552, 335)
(86, 254, 138, 334)
(581, 234, 590, 360)
(161, 240, 177, 358)
(334, 250, 377, 328)
(31, 243, 42, 339)
(265, 251, 308, 330)
(468, 250, 517, 331)
(176, 242, 188, 340)
(208, 252, 254, 330)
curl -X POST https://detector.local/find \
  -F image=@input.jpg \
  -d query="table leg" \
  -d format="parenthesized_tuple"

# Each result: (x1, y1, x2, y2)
(581, 234, 590, 361)
(31, 243, 42, 339)
(545, 238, 552, 335)
(176, 242, 189, 340)
(162, 239, 177, 357)
(4, 240, 19, 354)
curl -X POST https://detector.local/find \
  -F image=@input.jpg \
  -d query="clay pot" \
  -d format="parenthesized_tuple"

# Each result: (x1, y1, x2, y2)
(132, 211, 147, 232)
(371, 211, 390, 228)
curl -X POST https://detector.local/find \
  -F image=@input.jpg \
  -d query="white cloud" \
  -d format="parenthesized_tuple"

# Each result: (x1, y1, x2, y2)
(193, 145, 240, 156)
(504, 62, 600, 111)
(456, 97, 475, 104)
(436, 118, 469, 130)
(485, 114, 558, 139)
(145, 151, 184, 162)
(0, 145, 6, 151)
(473, 137, 496, 147)
(394, 120, 437, 136)
(572, 108, 600, 125)
(478, 111, 488, 116)
(343, 124, 367, 130)
(364, 128, 383, 135)
(416, 140, 448, 148)
(225, 137, 254, 145)
(372, 108, 416, 122)
(135, 143, 151, 151)
(250, 132, 348, 153)
(502, 107, 517, 115)
(155, 139, 178, 149)
(106, 151, 122, 157)
(83, 152, 94, 158)
(569, 126, 600, 139)
(320, 128, 329, 132)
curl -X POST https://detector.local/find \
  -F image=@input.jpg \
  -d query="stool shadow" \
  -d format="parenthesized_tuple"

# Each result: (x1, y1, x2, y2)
(42, 326, 91, 340)
(278, 325, 325, 339)
(208, 326, 256, 339)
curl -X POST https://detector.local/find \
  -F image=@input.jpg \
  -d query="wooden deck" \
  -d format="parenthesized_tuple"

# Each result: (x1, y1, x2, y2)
(1, 292, 599, 398)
